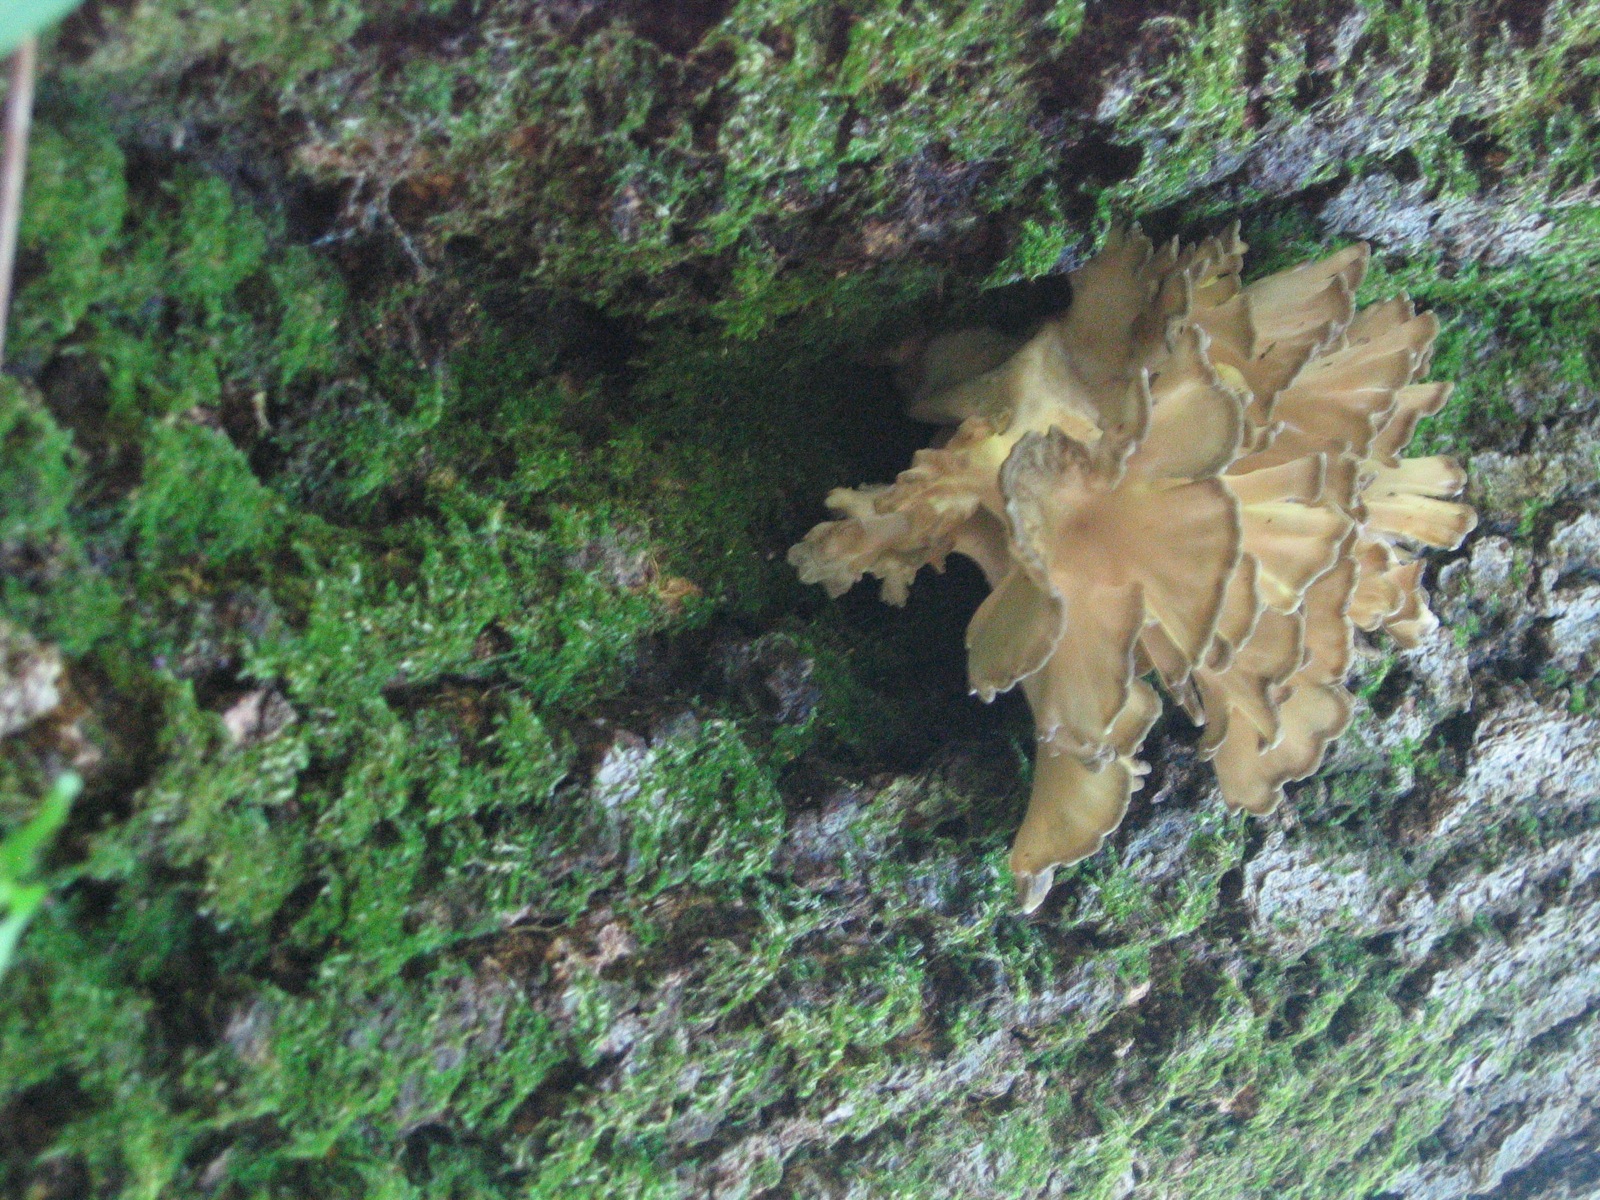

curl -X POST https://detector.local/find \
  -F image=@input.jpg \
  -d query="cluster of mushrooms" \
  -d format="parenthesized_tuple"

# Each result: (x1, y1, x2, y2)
(790, 227, 1476, 911)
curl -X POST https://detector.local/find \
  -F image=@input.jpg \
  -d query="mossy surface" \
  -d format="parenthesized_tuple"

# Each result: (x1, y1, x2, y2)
(4, 2, 1600, 1197)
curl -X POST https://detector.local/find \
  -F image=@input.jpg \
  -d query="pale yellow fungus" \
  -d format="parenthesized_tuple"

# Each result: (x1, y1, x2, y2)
(789, 227, 1476, 911)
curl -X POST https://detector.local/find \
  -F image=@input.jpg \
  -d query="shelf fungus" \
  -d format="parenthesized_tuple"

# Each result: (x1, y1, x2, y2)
(789, 226, 1477, 912)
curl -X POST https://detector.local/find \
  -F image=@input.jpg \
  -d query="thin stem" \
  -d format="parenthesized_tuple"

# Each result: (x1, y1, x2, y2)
(0, 36, 38, 370)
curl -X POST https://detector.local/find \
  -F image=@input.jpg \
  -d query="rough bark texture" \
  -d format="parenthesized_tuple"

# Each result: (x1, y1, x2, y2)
(2, 2, 1599, 1197)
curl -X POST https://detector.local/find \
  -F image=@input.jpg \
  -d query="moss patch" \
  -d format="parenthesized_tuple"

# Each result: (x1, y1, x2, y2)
(5, 2, 1600, 1196)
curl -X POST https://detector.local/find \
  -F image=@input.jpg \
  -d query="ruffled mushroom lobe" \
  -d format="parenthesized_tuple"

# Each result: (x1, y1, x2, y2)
(789, 227, 1475, 909)
(1211, 558, 1358, 814)
(1010, 679, 1161, 913)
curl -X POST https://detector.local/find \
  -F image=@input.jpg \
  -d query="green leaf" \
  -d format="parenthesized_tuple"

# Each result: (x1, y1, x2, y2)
(0, 0, 83, 54)
(0, 770, 79, 977)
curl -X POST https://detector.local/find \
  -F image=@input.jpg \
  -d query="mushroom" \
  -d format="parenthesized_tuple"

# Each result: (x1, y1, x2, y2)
(789, 226, 1476, 910)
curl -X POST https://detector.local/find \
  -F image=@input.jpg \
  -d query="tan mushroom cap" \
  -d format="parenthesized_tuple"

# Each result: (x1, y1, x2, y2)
(1137, 327, 1246, 480)
(1244, 243, 1365, 348)
(1209, 553, 1266, 667)
(1010, 678, 1161, 912)
(965, 566, 1066, 703)
(1019, 579, 1146, 763)
(789, 224, 1476, 910)
(787, 418, 1006, 604)
(1194, 603, 1305, 759)
(1209, 558, 1358, 813)
(1369, 383, 1452, 467)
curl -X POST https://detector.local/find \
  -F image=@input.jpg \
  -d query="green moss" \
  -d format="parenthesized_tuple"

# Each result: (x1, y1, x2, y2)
(8, 118, 126, 356)
(0, 377, 76, 544)
(0, 379, 123, 655)
(1100, 7, 1256, 215)
(6, 2, 1600, 1196)
(57, 0, 1079, 334)
(127, 421, 282, 564)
